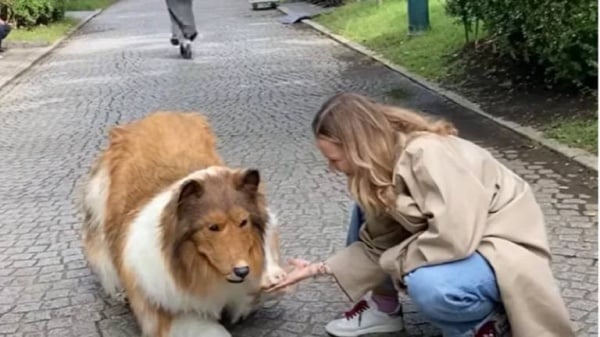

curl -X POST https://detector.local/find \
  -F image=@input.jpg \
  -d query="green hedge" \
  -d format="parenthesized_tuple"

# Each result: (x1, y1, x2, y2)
(0, 0, 65, 28)
(445, 0, 598, 87)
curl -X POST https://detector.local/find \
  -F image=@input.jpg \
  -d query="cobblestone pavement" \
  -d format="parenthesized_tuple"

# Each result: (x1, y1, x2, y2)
(0, 0, 596, 336)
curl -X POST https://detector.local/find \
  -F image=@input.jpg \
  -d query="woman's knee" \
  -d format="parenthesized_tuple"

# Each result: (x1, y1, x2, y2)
(404, 254, 499, 323)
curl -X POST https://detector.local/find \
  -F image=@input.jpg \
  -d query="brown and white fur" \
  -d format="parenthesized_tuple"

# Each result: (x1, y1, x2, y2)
(80, 112, 286, 337)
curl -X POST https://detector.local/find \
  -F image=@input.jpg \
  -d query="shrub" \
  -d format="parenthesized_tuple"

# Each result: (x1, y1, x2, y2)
(445, 0, 598, 87)
(0, 0, 65, 28)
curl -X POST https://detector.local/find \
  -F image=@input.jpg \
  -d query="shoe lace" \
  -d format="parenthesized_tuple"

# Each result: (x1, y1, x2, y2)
(344, 300, 370, 320)
(474, 321, 497, 337)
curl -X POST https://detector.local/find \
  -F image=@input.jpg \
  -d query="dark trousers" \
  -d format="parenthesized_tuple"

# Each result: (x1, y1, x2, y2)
(166, 0, 197, 41)
(0, 23, 11, 49)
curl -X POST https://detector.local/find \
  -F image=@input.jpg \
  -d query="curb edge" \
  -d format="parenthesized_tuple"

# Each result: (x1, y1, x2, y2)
(278, 5, 598, 172)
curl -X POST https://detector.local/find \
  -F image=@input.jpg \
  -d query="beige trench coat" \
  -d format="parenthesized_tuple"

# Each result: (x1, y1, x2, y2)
(325, 133, 575, 337)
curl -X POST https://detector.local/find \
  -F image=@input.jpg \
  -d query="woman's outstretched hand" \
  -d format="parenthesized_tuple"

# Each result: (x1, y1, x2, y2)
(264, 258, 324, 293)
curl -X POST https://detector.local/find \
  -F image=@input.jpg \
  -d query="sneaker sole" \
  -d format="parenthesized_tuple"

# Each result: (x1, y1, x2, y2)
(325, 324, 404, 337)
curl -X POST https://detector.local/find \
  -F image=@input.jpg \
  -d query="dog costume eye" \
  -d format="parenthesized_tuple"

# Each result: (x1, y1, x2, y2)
(239, 220, 248, 227)
(208, 224, 220, 231)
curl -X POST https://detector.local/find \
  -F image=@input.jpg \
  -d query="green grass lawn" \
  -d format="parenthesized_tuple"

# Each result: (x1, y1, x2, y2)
(545, 118, 598, 154)
(314, 0, 467, 80)
(66, 0, 117, 11)
(5, 18, 79, 45)
(6, 0, 117, 44)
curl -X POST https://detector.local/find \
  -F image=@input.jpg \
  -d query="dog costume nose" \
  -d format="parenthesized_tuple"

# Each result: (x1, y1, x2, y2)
(233, 266, 249, 279)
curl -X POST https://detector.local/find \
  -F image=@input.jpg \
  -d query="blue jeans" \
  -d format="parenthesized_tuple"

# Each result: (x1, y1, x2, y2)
(347, 204, 502, 337)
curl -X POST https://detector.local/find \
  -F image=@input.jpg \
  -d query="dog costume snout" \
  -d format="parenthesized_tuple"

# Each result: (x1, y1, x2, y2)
(233, 266, 250, 279)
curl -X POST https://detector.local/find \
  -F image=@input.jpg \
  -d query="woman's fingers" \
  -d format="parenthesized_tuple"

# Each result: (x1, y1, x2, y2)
(265, 269, 308, 292)
(263, 258, 314, 293)
(265, 279, 293, 292)
(287, 258, 311, 268)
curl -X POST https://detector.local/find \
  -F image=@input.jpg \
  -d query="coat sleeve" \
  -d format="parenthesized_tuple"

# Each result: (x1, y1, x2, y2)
(325, 240, 389, 302)
(395, 138, 491, 272)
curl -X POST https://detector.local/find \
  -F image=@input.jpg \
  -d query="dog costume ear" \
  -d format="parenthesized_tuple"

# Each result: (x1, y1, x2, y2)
(172, 179, 205, 248)
(236, 169, 260, 194)
(178, 179, 204, 204)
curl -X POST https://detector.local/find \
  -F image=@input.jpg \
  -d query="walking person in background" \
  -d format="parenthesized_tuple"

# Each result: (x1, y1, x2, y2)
(0, 18, 12, 53)
(165, 0, 197, 59)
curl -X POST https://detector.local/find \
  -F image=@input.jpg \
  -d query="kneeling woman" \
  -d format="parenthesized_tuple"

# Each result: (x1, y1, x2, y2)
(268, 93, 575, 337)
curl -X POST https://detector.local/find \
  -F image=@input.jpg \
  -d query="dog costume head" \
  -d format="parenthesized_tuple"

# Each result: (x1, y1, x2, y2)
(165, 168, 268, 284)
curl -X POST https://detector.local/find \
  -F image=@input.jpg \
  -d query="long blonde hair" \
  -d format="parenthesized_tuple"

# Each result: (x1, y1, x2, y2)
(312, 92, 457, 216)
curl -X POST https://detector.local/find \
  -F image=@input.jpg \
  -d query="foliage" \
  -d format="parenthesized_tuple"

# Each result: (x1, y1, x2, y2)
(444, 0, 482, 43)
(444, 0, 598, 86)
(0, 0, 65, 28)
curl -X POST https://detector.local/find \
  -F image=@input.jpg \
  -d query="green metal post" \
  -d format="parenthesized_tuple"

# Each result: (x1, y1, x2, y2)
(408, 0, 430, 35)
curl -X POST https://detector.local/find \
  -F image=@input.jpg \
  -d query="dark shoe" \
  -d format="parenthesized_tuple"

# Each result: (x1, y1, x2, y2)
(170, 36, 179, 46)
(183, 31, 198, 42)
(179, 41, 192, 59)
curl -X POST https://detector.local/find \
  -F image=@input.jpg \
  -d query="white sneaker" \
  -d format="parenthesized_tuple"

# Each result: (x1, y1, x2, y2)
(325, 295, 404, 337)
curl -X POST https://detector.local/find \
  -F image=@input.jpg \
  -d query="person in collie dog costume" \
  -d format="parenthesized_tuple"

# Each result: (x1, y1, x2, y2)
(80, 111, 287, 337)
